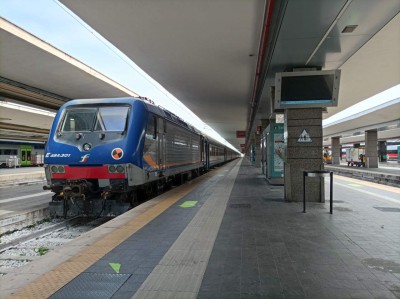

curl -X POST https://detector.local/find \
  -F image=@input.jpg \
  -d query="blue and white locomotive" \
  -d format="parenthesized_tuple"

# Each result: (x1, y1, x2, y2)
(43, 97, 237, 217)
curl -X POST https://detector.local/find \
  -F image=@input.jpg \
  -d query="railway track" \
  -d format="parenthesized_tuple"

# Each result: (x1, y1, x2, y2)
(0, 216, 112, 275)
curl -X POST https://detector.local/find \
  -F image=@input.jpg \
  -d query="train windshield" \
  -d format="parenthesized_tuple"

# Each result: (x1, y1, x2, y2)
(61, 106, 129, 132)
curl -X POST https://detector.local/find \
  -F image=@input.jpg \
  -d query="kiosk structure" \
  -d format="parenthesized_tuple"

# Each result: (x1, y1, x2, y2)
(262, 123, 284, 185)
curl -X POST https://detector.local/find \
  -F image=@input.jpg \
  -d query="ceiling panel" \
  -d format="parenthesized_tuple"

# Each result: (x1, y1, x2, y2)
(0, 27, 130, 100)
(277, 0, 348, 40)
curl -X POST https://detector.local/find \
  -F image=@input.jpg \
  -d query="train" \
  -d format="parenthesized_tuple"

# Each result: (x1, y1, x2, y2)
(0, 142, 45, 167)
(387, 145, 399, 161)
(43, 97, 239, 217)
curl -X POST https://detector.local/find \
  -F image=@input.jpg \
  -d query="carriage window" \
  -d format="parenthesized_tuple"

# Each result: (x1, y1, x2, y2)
(61, 106, 129, 132)
(4, 149, 18, 155)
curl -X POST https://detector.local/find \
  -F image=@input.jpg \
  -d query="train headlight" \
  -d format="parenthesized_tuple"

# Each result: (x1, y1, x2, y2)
(50, 165, 65, 173)
(83, 143, 91, 151)
(108, 165, 125, 173)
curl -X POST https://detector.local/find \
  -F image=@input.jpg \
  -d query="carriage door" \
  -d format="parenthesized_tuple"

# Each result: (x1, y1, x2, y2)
(20, 145, 32, 166)
(200, 136, 205, 164)
(205, 141, 210, 170)
(157, 118, 166, 173)
(26, 146, 32, 166)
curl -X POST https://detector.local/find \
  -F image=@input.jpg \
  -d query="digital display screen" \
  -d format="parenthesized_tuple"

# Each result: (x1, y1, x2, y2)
(274, 70, 340, 109)
(281, 75, 334, 103)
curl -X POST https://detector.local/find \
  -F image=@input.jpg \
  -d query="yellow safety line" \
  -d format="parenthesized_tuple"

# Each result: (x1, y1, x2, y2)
(9, 168, 222, 299)
(334, 174, 400, 194)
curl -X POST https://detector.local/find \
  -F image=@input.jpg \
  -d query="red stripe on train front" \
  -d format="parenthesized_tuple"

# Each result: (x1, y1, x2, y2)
(51, 165, 125, 179)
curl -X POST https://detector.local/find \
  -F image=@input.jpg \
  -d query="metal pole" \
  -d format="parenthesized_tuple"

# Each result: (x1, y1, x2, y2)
(303, 171, 306, 213)
(330, 172, 333, 214)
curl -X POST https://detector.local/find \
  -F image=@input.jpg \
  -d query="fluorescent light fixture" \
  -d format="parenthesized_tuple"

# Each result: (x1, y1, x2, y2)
(323, 84, 400, 128)
(0, 101, 56, 117)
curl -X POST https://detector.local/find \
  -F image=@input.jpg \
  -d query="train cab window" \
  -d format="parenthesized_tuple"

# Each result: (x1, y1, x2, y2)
(61, 108, 97, 132)
(61, 106, 129, 132)
(153, 116, 157, 139)
(95, 107, 129, 132)
(146, 116, 157, 140)
(158, 118, 166, 134)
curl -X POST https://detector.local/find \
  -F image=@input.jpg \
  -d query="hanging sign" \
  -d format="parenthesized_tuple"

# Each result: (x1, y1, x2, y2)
(236, 131, 246, 138)
(297, 129, 312, 143)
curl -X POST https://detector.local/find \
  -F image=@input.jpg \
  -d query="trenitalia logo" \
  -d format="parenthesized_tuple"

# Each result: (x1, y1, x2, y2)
(79, 154, 90, 163)
(45, 153, 71, 158)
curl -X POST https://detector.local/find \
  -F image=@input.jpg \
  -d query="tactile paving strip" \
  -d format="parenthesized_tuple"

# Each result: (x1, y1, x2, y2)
(374, 207, 400, 212)
(229, 203, 251, 208)
(49, 273, 131, 299)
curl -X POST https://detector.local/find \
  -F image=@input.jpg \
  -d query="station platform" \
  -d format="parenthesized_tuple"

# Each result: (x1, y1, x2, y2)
(0, 167, 46, 188)
(325, 162, 400, 187)
(1, 158, 400, 299)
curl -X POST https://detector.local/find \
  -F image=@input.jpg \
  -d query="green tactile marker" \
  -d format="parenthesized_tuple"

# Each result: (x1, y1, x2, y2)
(179, 201, 198, 208)
(348, 183, 361, 187)
(109, 263, 121, 273)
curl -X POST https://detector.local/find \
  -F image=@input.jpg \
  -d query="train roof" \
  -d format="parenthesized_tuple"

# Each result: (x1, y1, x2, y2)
(60, 97, 141, 107)
(60, 97, 201, 135)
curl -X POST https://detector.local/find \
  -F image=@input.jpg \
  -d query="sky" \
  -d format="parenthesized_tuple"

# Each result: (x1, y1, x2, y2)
(1, 0, 237, 150)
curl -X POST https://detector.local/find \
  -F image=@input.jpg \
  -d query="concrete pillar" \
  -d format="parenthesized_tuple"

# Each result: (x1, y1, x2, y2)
(378, 140, 387, 162)
(365, 130, 379, 168)
(254, 134, 262, 168)
(259, 119, 271, 175)
(284, 108, 324, 202)
(331, 137, 341, 165)
(250, 133, 256, 165)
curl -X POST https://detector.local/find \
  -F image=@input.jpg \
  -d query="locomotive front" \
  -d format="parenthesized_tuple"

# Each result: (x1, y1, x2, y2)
(44, 98, 145, 217)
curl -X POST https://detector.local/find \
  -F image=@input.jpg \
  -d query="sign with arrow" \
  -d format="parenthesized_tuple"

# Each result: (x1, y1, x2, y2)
(109, 263, 121, 273)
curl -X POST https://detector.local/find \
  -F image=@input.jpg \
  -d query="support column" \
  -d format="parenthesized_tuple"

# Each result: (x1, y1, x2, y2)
(260, 119, 271, 175)
(331, 137, 341, 165)
(365, 130, 379, 168)
(284, 108, 324, 202)
(250, 133, 256, 165)
(254, 133, 261, 168)
(378, 140, 387, 162)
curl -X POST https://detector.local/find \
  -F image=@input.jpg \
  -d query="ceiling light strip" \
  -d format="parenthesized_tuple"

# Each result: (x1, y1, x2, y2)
(0, 101, 56, 117)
